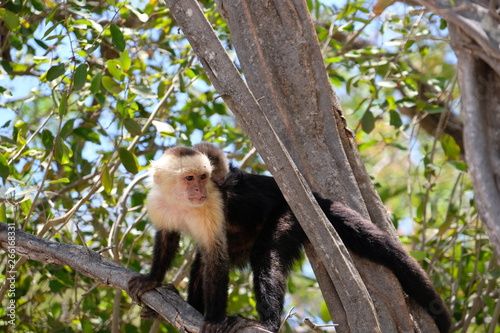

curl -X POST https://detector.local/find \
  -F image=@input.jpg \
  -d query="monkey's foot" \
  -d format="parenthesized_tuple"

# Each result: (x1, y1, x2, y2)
(130, 282, 179, 320)
(128, 274, 159, 304)
(128, 274, 178, 305)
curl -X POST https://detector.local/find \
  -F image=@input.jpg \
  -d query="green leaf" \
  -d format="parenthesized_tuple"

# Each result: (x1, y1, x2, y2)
(403, 39, 415, 50)
(47, 178, 70, 184)
(410, 251, 427, 261)
(30, 0, 44, 11)
(389, 110, 402, 128)
(54, 137, 73, 165)
(0, 203, 6, 223)
(102, 164, 113, 193)
(130, 84, 157, 98)
(49, 279, 65, 293)
(41, 129, 54, 151)
(125, 4, 149, 23)
(123, 118, 142, 136)
(90, 72, 103, 94)
(120, 49, 131, 71)
(119, 148, 139, 174)
(0, 9, 20, 31)
(46, 64, 66, 81)
(0, 153, 10, 184)
(110, 24, 125, 52)
(74, 127, 101, 144)
(319, 301, 332, 323)
(361, 111, 375, 134)
(73, 63, 88, 91)
(102, 76, 122, 94)
(441, 134, 461, 161)
(448, 161, 467, 172)
(60, 119, 75, 139)
(107, 59, 125, 81)
(58, 92, 68, 116)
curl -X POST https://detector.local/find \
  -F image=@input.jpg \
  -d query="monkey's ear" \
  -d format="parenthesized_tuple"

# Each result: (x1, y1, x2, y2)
(193, 143, 229, 186)
(150, 159, 170, 186)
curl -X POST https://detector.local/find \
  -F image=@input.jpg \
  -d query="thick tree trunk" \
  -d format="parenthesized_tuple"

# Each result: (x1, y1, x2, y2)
(164, 0, 440, 331)
(449, 23, 500, 261)
(412, 0, 500, 261)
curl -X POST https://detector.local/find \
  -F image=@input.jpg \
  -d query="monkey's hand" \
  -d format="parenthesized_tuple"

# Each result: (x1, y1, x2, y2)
(201, 316, 267, 333)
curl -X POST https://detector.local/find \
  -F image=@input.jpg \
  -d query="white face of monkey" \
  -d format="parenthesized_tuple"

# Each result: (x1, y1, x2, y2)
(150, 148, 214, 207)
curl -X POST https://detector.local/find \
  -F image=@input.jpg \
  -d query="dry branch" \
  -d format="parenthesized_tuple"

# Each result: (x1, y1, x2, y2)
(0, 222, 269, 333)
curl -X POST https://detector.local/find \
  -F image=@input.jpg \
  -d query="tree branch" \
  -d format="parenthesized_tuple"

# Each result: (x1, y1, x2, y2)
(0, 222, 269, 333)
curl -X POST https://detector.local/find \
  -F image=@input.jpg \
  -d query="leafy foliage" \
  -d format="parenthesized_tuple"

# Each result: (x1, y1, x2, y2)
(0, 0, 498, 332)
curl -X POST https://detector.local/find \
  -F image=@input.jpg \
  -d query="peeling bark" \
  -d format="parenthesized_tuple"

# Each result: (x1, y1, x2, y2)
(449, 23, 500, 261)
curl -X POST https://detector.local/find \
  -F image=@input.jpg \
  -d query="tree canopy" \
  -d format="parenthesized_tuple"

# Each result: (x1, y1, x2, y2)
(0, 0, 499, 332)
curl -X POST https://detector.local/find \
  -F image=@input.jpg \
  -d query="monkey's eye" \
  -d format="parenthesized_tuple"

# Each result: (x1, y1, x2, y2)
(200, 174, 207, 180)
(185, 175, 194, 181)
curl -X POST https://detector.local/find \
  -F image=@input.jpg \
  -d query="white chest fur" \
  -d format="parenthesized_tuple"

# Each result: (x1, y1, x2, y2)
(147, 186, 225, 250)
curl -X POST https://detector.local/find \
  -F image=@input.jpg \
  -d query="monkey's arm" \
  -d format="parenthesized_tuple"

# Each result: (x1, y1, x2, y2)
(128, 230, 181, 304)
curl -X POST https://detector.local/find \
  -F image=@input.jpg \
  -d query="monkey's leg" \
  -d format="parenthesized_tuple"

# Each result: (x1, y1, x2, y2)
(249, 213, 305, 332)
(128, 230, 181, 304)
(187, 251, 205, 313)
(201, 244, 230, 324)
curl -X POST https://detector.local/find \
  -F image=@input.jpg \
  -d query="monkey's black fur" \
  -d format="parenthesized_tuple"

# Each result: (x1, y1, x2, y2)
(209, 166, 450, 333)
(128, 146, 451, 333)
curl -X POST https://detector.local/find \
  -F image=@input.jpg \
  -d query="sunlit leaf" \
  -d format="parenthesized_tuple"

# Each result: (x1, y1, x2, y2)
(319, 301, 332, 323)
(47, 178, 70, 184)
(0, 153, 10, 184)
(125, 4, 149, 22)
(120, 49, 131, 71)
(102, 164, 113, 193)
(441, 134, 460, 161)
(102, 76, 122, 94)
(54, 137, 73, 165)
(107, 59, 125, 81)
(0, 203, 6, 222)
(152, 120, 175, 133)
(0, 9, 20, 30)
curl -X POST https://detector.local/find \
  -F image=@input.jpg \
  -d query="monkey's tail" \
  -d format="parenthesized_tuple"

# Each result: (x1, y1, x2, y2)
(324, 201, 451, 333)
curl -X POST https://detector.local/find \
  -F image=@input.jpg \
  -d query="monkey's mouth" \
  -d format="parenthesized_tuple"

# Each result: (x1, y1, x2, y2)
(189, 196, 207, 205)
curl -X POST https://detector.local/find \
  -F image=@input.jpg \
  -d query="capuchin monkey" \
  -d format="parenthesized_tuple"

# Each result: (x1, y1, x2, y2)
(128, 143, 451, 333)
